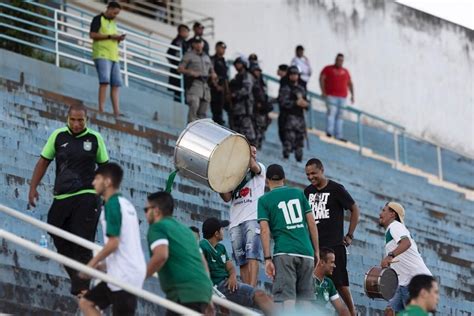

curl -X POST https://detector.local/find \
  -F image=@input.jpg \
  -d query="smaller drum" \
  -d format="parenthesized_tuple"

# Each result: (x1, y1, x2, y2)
(364, 266, 399, 300)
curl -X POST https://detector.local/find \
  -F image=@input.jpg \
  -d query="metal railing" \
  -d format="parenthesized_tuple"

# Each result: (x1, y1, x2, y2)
(262, 74, 473, 186)
(1, 1, 185, 103)
(117, 0, 215, 38)
(0, 203, 260, 315)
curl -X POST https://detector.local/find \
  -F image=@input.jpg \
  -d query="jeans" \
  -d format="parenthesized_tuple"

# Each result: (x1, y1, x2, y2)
(388, 285, 409, 312)
(94, 59, 122, 86)
(229, 220, 262, 266)
(326, 96, 346, 139)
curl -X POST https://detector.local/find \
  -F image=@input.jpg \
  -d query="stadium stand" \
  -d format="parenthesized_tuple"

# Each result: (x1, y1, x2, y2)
(0, 48, 473, 315)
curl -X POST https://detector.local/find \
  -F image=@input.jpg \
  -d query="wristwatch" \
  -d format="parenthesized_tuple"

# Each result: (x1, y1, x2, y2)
(264, 256, 272, 261)
(388, 252, 396, 258)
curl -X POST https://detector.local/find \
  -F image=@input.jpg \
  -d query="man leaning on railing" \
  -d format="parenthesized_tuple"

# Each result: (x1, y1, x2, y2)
(89, 1, 125, 117)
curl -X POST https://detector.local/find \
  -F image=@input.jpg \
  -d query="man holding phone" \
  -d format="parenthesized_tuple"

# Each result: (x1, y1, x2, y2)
(90, 1, 125, 117)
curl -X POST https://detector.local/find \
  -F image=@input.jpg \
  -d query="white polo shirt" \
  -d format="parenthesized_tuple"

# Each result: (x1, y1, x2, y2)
(385, 221, 431, 286)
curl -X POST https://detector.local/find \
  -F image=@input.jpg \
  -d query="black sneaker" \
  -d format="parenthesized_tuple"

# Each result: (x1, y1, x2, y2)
(337, 138, 348, 143)
(326, 133, 332, 137)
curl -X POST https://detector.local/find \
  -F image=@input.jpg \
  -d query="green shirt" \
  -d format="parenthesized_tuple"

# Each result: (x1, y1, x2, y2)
(314, 276, 339, 307)
(257, 186, 314, 258)
(91, 14, 119, 61)
(397, 305, 429, 316)
(147, 217, 212, 304)
(199, 239, 230, 285)
(41, 126, 109, 199)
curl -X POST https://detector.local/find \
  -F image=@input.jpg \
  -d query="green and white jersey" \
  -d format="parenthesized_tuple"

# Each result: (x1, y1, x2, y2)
(147, 217, 213, 304)
(101, 193, 146, 291)
(257, 186, 314, 258)
(314, 275, 339, 307)
(199, 239, 230, 285)
(397, 305, 429, 316)
(385, 221, 431, 286)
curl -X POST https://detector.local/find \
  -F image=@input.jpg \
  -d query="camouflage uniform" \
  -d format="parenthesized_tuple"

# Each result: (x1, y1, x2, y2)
(252, 76, 272, 149)
(278, 82, 307, 162)
(229, 70, 256, 145)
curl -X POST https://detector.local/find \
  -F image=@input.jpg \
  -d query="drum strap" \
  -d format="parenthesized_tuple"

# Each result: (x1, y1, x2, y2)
(165, 170, 179, 193)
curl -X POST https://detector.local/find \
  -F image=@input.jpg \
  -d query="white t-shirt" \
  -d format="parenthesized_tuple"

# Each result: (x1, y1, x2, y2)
(229, 163, 266, 228)
(101, 194, 147, 291)
(291, 56, 312, 82)
(385, 221, 431, 286)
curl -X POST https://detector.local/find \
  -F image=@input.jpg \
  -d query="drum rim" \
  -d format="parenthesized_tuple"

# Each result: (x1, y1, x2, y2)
(364, 266, 383, 300)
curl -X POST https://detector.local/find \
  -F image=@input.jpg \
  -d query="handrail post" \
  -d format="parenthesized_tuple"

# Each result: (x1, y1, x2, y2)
(437, 145, 443, 180)
(357, 113, 363, 155)
(54, 10, 59, 67)
(402, 132, 408, 165)
(123, 39, 129, 87)
(179, 48, 185, 105)
(394, 129, 399, 169)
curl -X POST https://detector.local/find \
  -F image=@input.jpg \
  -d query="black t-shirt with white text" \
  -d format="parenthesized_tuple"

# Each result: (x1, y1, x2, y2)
(304, 180, 355, 247)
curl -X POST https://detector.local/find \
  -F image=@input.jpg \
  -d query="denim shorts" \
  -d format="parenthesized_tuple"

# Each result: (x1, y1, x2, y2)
(216, 279, 255, 307)
(229, 220, 262, 266)
(94, 58, 122, 86)
(388, 285, 409, 312)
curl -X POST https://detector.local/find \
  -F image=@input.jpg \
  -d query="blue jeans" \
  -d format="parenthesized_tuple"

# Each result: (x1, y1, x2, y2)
(326, 96, 346, 138)
(229, 220, 262, 266)
(388, 285, 409, 312)
(216, 279, 255, 307)
(94, 59, 122, 86)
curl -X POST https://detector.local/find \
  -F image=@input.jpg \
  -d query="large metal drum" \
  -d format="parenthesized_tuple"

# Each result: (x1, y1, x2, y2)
(364, 266, 399, 300)
(174, 119, 251, 193)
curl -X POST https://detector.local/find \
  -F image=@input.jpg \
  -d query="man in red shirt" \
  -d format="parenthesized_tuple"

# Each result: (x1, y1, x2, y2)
(319, 54, 354, 141)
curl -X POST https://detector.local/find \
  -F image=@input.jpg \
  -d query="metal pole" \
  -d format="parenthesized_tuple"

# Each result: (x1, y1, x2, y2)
(0, 229, 201, 316)
(54, 10, 59, 67)
(357, 113, 363, 155)
(437, 145, 443, 180)
(123, 39, 129, 87)
(402, 132, 408, 165)
(393, 130, 399, 168)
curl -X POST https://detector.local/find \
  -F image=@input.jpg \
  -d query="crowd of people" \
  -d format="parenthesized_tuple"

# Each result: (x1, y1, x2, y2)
(28, 101, 437, 315)
(32, 2, 440, 315)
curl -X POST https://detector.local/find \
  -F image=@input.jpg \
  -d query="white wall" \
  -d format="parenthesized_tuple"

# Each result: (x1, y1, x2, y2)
(182, 0, 474, 155)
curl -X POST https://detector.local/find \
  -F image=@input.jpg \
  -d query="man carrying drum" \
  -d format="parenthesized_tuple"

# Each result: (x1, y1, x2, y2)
(378, 202, 432, 315)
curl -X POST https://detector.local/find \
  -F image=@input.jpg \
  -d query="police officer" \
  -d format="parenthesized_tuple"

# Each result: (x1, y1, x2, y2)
(187, 22, 210, 55)
(28, 104, 109, 296)
(278, 65, 308, 162)
(210, 41, 229, 125)
(178, 37, 216, 123)
(250, 64, 272, 149)
(167, 24, 190, 101)
(229, 57, 256, 145)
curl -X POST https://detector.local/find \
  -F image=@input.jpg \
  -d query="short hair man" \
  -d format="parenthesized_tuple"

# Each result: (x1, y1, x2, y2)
(398, 275, 439, 316)
(28, 104, 109, 296)
(313, 248, 350, 316)
(167, 24, 190, 101)
(79, 163, 146, 316)
(304, 158, 359, 315)
(379, 202, 432, 314)
(178, 37, 216, 123)
(145, 191, 213, 315)
(258, 164, 320, 311)
(89, 1, 124, 116)
(290, 45, 312, 89)
(187, 22, 210, 55)
(200, 217, 273, 315)
(319, 53, 354, 141)
(219, 146, 264, 287)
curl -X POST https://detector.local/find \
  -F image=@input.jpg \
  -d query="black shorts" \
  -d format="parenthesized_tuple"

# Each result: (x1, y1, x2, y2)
(84, 282, 137, 316)
(327, 244, 349, 288)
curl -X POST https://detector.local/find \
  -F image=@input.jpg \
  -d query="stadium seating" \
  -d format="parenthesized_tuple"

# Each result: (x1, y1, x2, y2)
(0, 50, 473, 315)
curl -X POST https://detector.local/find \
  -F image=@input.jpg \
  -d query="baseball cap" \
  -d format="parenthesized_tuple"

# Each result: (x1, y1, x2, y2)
(192, 36, 203, 43)
(250, 64, 262, 72)
(266, 164, 285, 181)
(202, 217, 230, 239)
(287, 65, 300, 75)
(216, 41, 227, 48)
(387, 202, 405, 224)
(278, 64, 288, 71)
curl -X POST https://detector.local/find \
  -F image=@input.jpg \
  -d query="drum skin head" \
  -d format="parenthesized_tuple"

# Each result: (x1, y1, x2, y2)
(380, 268, 398, 300)
(208, 135, 250, 193)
